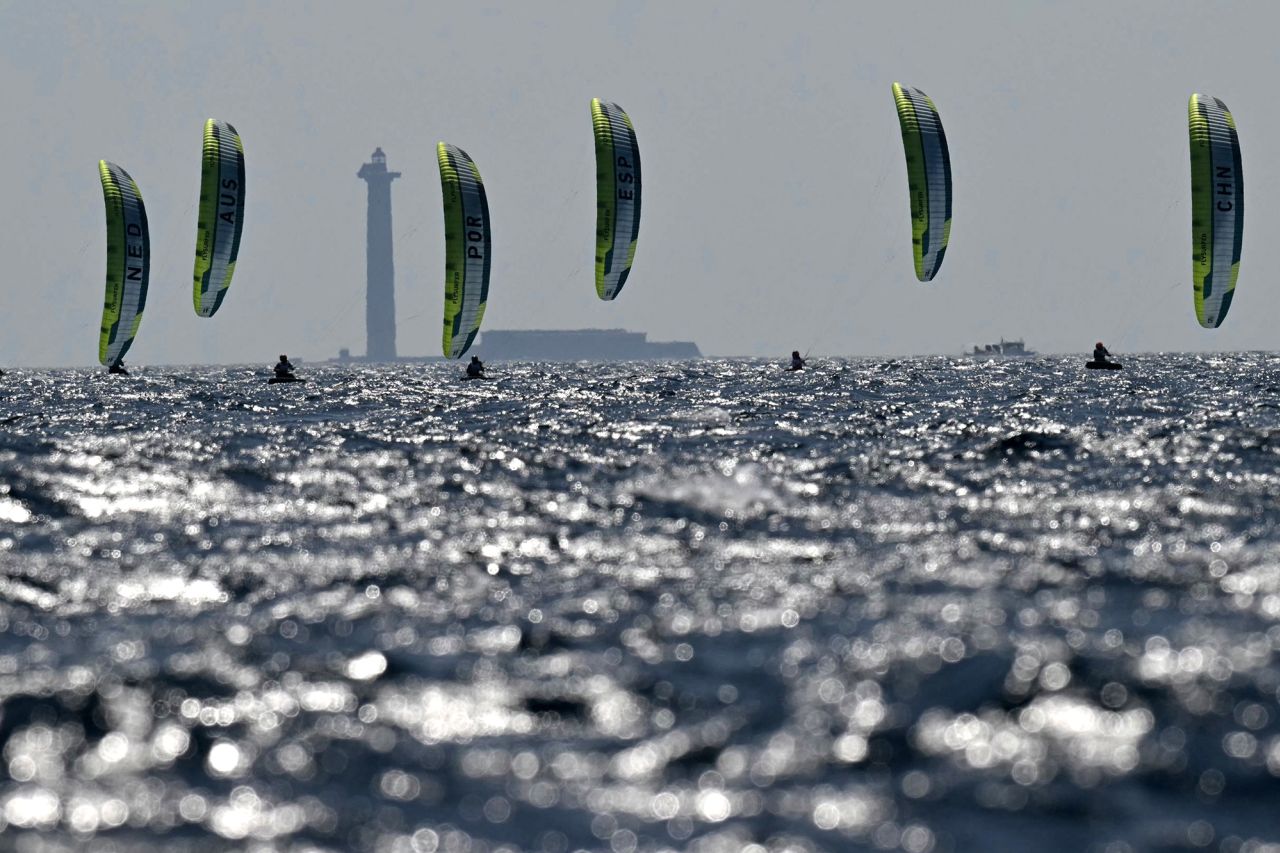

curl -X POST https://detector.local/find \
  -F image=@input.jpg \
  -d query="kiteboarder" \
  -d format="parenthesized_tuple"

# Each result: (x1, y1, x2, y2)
(789, 351, 805, 371)
(1092, 341, 1112, 366)
(466, 355, 486, 379)
(274, 354, 296, 381)
(108, 360, 129, 376)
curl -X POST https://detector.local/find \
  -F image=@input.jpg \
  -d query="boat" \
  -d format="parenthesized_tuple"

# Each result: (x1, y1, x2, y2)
(964, 338, 1037, 359)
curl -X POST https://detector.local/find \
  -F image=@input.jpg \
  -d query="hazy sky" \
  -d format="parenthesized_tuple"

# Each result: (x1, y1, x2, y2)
(2, 0, 1277, 366)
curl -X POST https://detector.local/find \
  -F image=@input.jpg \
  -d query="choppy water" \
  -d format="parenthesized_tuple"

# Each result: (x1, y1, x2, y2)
(2, 356, 1280, 852)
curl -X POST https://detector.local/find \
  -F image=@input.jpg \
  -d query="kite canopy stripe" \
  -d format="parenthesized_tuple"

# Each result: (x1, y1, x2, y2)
(98, 161, 149, 366)
(892, 83, 952, 282)
(438, 142, 491, 359)
(192, 118, 246, 317)
(1189, 94, 1243, 329)
(592, 99, 641, 300)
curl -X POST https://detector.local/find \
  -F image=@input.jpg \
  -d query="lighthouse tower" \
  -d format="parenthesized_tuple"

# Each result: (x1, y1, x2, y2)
(357, 148, 401, 361)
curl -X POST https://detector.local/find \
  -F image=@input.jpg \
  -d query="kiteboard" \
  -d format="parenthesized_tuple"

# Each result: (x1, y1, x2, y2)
(268, 376, 305, 384)
(1085, 361, 1123, 371)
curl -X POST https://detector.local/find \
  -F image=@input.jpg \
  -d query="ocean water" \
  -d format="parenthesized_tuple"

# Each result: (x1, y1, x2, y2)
(2, 356, 1280, 853)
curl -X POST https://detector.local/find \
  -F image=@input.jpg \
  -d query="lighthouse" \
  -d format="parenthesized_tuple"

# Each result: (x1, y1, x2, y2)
(357, 148, 401, 361)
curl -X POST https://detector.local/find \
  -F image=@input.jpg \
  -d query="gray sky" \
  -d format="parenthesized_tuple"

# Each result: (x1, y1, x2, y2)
(1, 0, 1277, 366)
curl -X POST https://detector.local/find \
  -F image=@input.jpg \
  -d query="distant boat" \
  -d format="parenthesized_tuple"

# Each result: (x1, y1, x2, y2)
(964, 338, 1036, 358)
